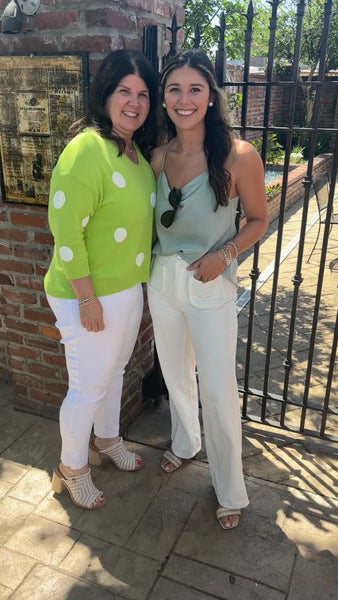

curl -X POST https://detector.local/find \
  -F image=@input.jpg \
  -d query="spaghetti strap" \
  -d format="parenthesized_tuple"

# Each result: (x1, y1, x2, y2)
(160, 138, 176, 173)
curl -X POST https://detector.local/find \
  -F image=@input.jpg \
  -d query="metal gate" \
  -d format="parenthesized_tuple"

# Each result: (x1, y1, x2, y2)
(142, 0, 338, 442)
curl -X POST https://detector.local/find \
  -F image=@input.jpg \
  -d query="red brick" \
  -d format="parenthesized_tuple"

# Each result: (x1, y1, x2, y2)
(9, 346, 40, 361)
(14, 276, 44, 291)
(34, 232, 54, 245)
(1, 303, 20, 317)
(45, 381, 68, 395)
(0, 273, 14, 285)
(62, 35, 112, 53)
(42, 353, 66, 368)
(6, 332, 24, 344)
(12, 37, 58, 53)
(25, 336, 59, 352)
(10, 213, 47, 229)
(12, 372, 43, 388)
(41, 325, 61, 340)
(14, 246, 49, 261)
(1, 259, 33, 275)
(24, 308, 56, 325)
(1, 289, 36, 304)
(5, 318, 39, 334)
(30, 388, 63, 406)
(35, 11, 78, 30)
(0, 243, 11, 255)
(86, 8, 135, 31)
(35, 265, 49, 277)
(0, 228, 29, 242)
(9, 358, 25, 371)
(29, 363, 59, 379)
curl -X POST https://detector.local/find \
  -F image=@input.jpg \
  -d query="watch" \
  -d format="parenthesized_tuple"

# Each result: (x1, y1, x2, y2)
(17, 0, 41, 16)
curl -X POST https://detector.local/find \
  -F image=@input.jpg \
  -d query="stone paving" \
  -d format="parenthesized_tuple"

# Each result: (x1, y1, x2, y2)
(1, 379, 338, 600)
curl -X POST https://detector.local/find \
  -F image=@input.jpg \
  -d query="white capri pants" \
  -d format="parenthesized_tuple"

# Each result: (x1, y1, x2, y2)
(147, 254, 248, 509)
(47, 283, 143, 469)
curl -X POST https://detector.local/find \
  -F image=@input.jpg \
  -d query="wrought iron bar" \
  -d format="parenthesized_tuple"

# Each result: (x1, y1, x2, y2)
(240, 1, 254, 140)
(320, 305, 338, 437)
(215, 12, 227, 85)
(259, 0, 283, 422)
(279, 0, 306, 426)
(298, 0, 333, 433)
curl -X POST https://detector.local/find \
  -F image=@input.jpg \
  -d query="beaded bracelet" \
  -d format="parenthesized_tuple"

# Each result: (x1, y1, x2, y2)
(228, 240, 239, 258)
(78, 295, 97, 307)
(217, 245, 233, 266)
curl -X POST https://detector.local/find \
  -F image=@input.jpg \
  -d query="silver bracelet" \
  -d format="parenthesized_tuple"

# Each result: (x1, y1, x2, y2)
(228, 240, 239, 258)
(78, 295, 97, 307)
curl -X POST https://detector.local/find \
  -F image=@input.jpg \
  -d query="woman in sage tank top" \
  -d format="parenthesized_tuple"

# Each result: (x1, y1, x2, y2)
(148, 51, 268, 530)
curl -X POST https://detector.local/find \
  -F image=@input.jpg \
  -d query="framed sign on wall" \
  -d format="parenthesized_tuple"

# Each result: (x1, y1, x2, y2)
(0, 53, 89, 206)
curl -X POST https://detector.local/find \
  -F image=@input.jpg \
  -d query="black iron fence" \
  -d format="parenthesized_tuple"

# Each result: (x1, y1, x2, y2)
(142, 0, 337, 441)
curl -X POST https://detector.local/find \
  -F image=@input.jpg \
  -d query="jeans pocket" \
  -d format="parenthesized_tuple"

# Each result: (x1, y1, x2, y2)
(148, 257, 166, 292)
(188, 275, 226, 308)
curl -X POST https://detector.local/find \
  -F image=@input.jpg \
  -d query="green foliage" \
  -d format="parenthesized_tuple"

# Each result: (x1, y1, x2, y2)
(266, 183, 282, 201)
(290, 145, 304, 164)
(251, 134, 285, 165)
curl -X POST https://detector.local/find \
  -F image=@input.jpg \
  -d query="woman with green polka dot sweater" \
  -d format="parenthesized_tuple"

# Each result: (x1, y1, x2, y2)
(45, 50, 158, 511)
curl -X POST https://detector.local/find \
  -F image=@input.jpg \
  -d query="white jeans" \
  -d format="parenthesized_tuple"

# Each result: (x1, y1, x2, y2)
(47, 284, 143, 469)
(147, 254, 248, 509)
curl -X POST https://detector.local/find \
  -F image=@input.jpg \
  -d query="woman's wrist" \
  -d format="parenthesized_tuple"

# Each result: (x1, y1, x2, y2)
(78, 295, 97, 307)
(216, 239, 239, 266)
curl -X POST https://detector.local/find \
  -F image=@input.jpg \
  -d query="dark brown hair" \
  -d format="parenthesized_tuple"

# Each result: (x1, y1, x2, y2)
(70, 50, 158, 161)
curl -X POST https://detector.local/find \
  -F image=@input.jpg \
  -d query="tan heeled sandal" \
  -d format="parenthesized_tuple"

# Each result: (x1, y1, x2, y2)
(88, 437, 143, 471)
(51, 466, 106, 510)
(216, 507, 241, 530)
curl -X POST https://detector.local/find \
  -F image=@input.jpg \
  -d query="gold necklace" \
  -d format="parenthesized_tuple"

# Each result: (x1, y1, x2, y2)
(178, 141, 204, 157)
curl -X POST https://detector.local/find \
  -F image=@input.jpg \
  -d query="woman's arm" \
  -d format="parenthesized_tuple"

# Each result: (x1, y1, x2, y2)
(187, 139, 268, 281)
(69, 276, 104, 333)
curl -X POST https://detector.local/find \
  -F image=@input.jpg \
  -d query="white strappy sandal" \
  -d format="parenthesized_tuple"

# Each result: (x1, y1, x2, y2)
(88, 438, 143, 471)
(51, 466, 105, 510)
(216, 506, 241, 530)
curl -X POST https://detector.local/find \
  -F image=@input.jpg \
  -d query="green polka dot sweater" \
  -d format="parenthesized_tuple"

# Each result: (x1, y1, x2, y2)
(44, 128, 156, 299)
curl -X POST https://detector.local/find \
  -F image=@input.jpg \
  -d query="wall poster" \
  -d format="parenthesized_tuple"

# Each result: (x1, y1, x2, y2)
(0, 53, 88, 206)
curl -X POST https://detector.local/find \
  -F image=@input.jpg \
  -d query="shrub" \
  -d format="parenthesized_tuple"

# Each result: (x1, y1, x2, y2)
(252, 134, 285, 164)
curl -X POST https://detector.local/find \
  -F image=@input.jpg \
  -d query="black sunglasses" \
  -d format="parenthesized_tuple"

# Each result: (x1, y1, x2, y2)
(160, 187, 183, 228)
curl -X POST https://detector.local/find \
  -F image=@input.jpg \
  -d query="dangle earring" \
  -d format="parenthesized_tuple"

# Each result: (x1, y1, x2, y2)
(162, 102, 166, 108)
(208, 102, 213, 107)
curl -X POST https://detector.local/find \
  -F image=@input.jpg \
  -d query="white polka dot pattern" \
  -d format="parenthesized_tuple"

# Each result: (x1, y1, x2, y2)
(150, 192, 156, 207)
(59, 246, 74, 262)
(114, 228, 127, 243)
(135, 253, 145, 267)
(112, 172, 126, 188)
(82, 216, 89, 228)
(53, 190, 66, 209)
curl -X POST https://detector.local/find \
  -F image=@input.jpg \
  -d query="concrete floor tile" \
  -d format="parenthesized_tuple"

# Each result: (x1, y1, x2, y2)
(0, 480, 12, 499)
(0, 584, 12, 600)
(35, 490, 80, 526)
(166, 461, 214, 500)
(60, 534, 160, 600)
(163, 555, 285, 600)
(0, 458, 28, 484)
(244, 443, 338, 498)
(5, 514, 80, 566)
(281, 511, 338, 556)
(149, 578, 217, 600)
(72, 446, 166, 545)
(8, 467, 52, 504)
(0, 408, 37, 454)
(1, 418, 59, 467)
(8, 564, 124, 600)
(0, 548, 36, 589)
(287, 551, 338, 600)
(127, 402, 171, 449)
(0, 496, 34, 545)
(174, 498, 295, 592)
(125, 486, 196, 561)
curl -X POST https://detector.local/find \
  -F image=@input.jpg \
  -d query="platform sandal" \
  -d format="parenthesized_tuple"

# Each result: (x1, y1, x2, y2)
(51, 466, 106, 510)
(88, 437, 143, 471)
(160, 448, 184, 473)
(216, 507, 241, 530)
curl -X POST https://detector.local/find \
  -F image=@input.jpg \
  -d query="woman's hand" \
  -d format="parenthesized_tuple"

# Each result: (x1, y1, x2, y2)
(79, 298, 104, 332)
(187, 252, 225, 283)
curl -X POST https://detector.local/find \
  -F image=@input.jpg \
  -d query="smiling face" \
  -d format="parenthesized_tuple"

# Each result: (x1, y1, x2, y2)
(105, 74, 150, 140)
(163, 66, 212, 133)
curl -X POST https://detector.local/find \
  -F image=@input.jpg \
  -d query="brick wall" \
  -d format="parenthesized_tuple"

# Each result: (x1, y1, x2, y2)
(0, 0, 183, 425)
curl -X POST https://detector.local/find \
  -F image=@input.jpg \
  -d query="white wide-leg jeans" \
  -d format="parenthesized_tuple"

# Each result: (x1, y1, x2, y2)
(147, 254, 249, 509)
(47, 284, 143, 469)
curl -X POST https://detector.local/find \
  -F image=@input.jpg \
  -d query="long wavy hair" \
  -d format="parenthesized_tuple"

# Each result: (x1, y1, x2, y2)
(160, 50, 233, 209)
(69, 50, 158, 161)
